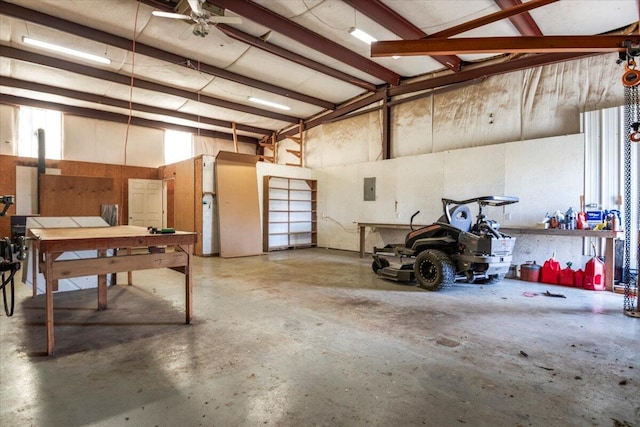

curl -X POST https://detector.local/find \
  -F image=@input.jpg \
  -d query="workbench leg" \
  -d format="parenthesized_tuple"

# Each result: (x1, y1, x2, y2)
(605, 238, 615, 291)
(182, 244, 193, 324)
(97, 249, 107, 310)
(359, 226, 365, 258)
(45, 253, 54, 356)
(32, 243, 38, 297)
(127, 247, 133, 286)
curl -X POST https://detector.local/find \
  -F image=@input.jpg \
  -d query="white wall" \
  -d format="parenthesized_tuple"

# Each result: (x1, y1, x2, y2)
(0, 108, 257, 167)
(303, 53, 623, 168)
(313, 134, 587, 268)
(64, 115, 164, 167)
(0, 105, 17, 155)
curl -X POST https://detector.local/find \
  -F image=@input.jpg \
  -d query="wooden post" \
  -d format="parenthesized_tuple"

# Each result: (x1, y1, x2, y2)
(259, 132, 277, 163)
(97, 249, 107, 310)
(286, 120, 304, 167)
(45, 252, 59, 355)
(232, 122, 238, 153)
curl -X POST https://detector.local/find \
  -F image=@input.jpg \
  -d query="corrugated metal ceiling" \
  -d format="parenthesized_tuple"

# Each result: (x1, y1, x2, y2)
(0, 0, 637, 145)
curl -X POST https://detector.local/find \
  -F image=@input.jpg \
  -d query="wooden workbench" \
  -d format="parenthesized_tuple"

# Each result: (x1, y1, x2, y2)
(29, 225, 197, 355)
(500, 227, 623, 291)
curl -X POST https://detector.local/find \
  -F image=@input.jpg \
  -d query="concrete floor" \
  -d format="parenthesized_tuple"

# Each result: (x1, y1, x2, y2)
(0, 248, 638, 426)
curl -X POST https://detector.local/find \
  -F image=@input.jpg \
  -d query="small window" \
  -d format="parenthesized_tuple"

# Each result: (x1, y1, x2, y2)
(18, 106, 62, 159)
(164, 129, 193, 164)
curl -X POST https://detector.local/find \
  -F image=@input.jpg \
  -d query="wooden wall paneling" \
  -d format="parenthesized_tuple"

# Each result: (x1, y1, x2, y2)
(39, 175, 116, 217)
(173, 158, 196, 233)
(165, 178, 175, 228)
(0, 155, 158, 237)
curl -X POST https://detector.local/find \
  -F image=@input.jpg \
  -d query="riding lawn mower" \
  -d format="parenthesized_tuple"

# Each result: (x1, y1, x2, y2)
(371, 195, 519, 291)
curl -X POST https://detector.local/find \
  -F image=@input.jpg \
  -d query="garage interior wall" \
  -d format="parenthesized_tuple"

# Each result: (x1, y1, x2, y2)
(304, 54, 624, 169)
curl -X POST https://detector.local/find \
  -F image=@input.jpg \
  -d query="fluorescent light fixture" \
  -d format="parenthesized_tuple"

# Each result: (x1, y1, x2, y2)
(349, 27, 377, 45)
(151, 10, 186, 19)
(248, 97, 290, 111)
(23, 37, 111, 65)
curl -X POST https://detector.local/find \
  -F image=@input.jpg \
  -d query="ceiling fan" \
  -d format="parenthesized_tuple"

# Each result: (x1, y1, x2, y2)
(152, 0, 242, 38)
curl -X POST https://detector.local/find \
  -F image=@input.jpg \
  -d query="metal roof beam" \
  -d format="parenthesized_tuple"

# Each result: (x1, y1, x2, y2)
(210, 0, 401, 85)
(217, 25, 376, 92)
(343, 0, 462, 72)
(2, 46, 300, 123)
(0, 0, 333, 110)
(0, 94, 259, 144)
(371, 35, 640, 56)
(429, 0, 557, 38)
(0, 76, 272, 136)
(494, 0, 545, 36)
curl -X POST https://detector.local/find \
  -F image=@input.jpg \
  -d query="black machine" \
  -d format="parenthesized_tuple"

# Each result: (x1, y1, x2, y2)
(372, 196, 519, 291)
(1, 195, 28, 317)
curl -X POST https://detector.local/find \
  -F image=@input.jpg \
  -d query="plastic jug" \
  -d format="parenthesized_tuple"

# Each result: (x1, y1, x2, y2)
(540, 257, 561, 284)
(584, 257, 605, 291)
(558, 264, 575, 287)
(574, 269, 585, 288)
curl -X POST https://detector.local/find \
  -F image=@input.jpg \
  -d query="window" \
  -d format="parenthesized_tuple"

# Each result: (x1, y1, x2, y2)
(18, 106, 62, 159)
(164, 129, 193, 164)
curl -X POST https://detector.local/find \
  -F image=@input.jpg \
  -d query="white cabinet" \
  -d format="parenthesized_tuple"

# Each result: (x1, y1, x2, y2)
(201, 155, 219, 255)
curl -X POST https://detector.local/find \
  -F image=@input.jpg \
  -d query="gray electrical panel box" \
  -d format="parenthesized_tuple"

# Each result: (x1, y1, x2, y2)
(364, 177, 376, 201)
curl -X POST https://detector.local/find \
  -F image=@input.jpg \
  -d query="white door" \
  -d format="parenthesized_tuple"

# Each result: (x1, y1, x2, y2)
(128, 179, 162, 228)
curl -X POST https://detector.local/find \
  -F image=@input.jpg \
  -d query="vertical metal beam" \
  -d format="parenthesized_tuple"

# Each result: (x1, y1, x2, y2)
(382, 89, 391, 160)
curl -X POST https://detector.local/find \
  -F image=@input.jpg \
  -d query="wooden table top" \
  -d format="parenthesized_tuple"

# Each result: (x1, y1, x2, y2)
(29, 225, 197, 252)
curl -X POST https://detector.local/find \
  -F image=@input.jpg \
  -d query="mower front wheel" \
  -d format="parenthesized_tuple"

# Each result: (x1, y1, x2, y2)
(414, 250, 455, 291)
(372, 257, 390, 273)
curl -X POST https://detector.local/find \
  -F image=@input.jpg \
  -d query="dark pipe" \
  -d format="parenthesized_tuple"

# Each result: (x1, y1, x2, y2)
(37, 128, 45, 213)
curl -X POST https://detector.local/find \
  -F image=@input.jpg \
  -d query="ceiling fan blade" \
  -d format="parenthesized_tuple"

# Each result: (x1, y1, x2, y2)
(206, 16, 242, 25)
(186, 0, 204, 15)
(371, 35, 640, 57)
(152, 11, 192, 20)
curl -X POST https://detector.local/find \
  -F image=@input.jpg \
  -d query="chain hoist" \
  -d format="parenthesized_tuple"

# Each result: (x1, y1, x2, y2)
(622, 56, 639, 314)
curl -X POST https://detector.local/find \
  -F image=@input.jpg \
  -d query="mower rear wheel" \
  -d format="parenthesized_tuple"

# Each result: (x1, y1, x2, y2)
(414, 250, 455, 291)
(372, 257, 390, 273)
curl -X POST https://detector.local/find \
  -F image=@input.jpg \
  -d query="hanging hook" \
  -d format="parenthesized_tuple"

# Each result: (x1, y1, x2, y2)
(622, 59, 640, 87)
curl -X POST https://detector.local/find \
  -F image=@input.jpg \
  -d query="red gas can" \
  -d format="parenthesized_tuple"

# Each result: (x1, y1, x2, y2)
(584, 257, 605, 291)
(558, 265, 575, 287)
(540, 257, 561, 284)
(574, 269, 585, 288)
(520, 262, 541, 282)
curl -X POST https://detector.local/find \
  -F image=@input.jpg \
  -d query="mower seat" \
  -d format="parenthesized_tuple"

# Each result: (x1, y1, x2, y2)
(447, 205, 472, 232)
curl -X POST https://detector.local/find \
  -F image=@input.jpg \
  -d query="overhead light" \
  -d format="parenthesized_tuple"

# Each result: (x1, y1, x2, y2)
(23, 37, 111, 65)
(349, 27, 377, 45)
(151, 10, 186, 19)
(248, 97, 290, 111)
